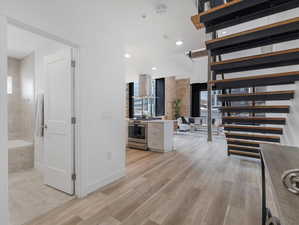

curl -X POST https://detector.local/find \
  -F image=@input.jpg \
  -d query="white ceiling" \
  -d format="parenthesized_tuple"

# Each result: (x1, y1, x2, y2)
(7, 0, 206, 81)
(123, 0, 206, 82)
(7, 24, 57, 59)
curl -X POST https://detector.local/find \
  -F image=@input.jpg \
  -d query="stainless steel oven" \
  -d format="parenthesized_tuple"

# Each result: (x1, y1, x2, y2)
(127, 121, 148, 150)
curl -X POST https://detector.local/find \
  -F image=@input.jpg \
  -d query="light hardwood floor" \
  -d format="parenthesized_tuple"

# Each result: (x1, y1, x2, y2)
(9, 169, 74, 225)
(24, 134, 261, 225)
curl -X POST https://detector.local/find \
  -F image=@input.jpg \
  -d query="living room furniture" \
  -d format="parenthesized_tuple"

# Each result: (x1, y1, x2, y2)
(177, 117, 191, 131)
(260, 144, 299, 225)
(193, 117, 222, 135)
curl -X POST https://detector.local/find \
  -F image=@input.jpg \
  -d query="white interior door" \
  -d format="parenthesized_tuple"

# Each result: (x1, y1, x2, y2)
(44, 49, 74, 195)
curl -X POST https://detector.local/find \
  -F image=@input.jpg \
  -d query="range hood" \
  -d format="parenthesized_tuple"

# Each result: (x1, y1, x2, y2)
(138, 74, 152, 98)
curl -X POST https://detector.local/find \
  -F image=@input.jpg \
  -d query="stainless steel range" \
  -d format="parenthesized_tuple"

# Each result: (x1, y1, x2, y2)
(127, 120, 148, 150)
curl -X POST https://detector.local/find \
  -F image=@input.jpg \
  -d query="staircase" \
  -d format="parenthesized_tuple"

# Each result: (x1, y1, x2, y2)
(191, 0, 299, 158)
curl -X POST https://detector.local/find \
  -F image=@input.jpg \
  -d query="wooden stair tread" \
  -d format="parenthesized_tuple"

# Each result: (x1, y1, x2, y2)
(228, 150, 260, 158)
(213, 48, 299, 65)
(197, 0, 299, 32)
(225, 132, 280, 138)
(220, 105, 290, 113)
(223, 116, 286, 125)
(224, 125, 283, 134)
(224, 125, 282, 131)
(211, 71, 299, 84)
(222, 116, 286, 125)
(218, 91, 294, 101)
(207, 17, 299, 44)
(221, 105, 289, 109)
(211, 48, 299, 74)
(210, 71, 299, 89)
(191, 14, 204, 30)
(206, 17, 299, 55)
(228, 144, 260, 152)
(198, 0, 241, 18)
(226, 139, 280, 148)
(223, 117, 285, 121)
(226, 132, 280, 140)
(218, 91, 294, 98)
(227, 139, 262, 147)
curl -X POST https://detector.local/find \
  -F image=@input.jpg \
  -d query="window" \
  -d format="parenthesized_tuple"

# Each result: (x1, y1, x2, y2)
(7, 76, 12, 94)
(133, 80, 156, 118)
(200, 90, 221, 118)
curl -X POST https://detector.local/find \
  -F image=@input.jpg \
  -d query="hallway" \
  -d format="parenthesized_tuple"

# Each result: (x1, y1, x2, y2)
(25, 135, 261, 225)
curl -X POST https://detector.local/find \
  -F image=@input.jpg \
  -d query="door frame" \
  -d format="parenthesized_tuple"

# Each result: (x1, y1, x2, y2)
(0, 14, 9, 225)
(2, 16, 83, 197)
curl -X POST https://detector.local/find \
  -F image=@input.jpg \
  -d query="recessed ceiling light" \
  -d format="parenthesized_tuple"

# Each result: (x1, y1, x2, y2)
(152, 67, 157, 71)
(176, 40, 184, 46)
(124, 53, 131, 59)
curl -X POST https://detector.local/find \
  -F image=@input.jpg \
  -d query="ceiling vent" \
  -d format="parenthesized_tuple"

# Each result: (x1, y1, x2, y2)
(155, 3, 168, 14)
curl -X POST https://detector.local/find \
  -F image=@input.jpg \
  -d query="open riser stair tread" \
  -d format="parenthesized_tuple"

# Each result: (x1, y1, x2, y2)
(227, 139, 261, 148)
(224, 125, 283, 134)
(197, 0, 299, 32)
(191, 1, 299, 159)
(228, 150, 260, 159)
(206, 17, 299, 55)
(228, 144, 260, 153)
(218, 91, 294, 102)
(222, 116, 286, 125)
(225, 132, 280, 143)
(211, 71, 299, 89)
(211, 48, 299, 74)
(220, 105, 290, 113)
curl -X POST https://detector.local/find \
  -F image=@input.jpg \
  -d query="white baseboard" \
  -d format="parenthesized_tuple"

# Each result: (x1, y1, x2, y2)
(86, 169, 126, 195)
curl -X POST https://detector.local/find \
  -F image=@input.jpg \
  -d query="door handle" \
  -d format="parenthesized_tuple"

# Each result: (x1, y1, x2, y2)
(44, 124, 48, 130)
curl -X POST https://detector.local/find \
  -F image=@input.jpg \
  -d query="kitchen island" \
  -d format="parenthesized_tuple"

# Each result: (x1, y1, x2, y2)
(147, 120, 174, 152)
(127, 119, 174, 152)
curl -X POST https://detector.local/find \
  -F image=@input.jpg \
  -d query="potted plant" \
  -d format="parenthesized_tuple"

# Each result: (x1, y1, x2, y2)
(173, 99, 182, 119)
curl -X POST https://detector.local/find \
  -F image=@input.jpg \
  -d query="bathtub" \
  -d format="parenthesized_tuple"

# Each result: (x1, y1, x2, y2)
(8, 140, 34, 173)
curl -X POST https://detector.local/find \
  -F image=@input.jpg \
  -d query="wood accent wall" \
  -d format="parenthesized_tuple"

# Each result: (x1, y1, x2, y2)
(176, 79, 191, 117)
(165, 77, 177, 120)
(165, 77, 191, 120)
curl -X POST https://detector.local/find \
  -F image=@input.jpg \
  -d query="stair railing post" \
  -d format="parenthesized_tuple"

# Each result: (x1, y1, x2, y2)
(207, 31, 217, 142)
(205, 1, 215, 142)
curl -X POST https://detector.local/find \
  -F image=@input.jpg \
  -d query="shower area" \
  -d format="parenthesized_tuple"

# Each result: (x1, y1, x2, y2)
(8, 56, 35, 174)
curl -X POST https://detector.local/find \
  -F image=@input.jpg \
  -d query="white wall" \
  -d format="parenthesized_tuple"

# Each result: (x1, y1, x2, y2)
(191, 56, 209, 83)
(126, 56, 209, 84)
(0, 15, 9, 225)
(0, 0, 126, 212)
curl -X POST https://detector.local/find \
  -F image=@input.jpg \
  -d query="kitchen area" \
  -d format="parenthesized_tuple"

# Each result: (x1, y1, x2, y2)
(126, 75, 174, 153)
